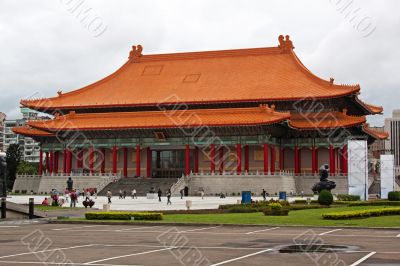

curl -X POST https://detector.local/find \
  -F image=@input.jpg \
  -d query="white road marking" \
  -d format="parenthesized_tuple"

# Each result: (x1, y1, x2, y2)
(118, 226, 163, 231)
(52, 225, 105, 231)
(0, 226, 20, 228)
(0, 244, 96, 259)
(210, 248, 273, 265)
(179, 226, 221, 233)
(349, 251, 376, 266)
(318, 229, 343, 236)
(396, 233, 400, 237)
(84, 247, 175, 264)
(245, 227, 280, 235)
(0, 261, 142, 266)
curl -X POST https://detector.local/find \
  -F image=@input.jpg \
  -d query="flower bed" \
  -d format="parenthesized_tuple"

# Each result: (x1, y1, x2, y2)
(322, 207, 400, 220)
(85, 212, 163, 220)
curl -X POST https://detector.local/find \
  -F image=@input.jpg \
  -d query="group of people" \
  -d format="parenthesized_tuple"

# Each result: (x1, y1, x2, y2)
(41, 188, 96, 208)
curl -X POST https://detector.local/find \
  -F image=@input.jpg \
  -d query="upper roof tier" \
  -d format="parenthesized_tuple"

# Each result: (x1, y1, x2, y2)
(21, 35, 363, 113)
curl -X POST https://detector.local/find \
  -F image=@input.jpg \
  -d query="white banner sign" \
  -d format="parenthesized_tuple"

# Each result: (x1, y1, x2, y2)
(348, 140, 368, 201)
(380, 154, 394, 199)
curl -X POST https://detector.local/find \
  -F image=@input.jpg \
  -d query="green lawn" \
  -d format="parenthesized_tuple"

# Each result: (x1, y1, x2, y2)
(160, 206, 400, 227)
(35, 205, 84, 211)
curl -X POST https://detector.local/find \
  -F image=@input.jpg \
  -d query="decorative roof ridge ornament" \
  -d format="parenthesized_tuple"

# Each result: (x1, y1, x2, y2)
(129, 45, 143, 63)
(57, 90, 63, 97)
(278, 35, 294, 53)
(329, 78, 334, 85)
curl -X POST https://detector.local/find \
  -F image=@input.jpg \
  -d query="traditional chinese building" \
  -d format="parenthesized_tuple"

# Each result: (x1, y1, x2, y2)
(13, 35, 387, 188)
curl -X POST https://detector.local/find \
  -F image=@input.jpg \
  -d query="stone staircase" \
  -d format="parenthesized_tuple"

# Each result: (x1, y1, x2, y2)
(98, 177, 179, 196)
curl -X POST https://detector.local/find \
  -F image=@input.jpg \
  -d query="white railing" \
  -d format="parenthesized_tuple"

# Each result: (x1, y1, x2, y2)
(190, 170, 295, 177)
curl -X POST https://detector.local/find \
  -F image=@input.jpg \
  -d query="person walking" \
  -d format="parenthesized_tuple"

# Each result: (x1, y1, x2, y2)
(85, 190, 91, 201)
(119, 189, 123, 199)
(70, 190, 77, 208)
(262, 189, 266, 201)
(180, 189, 184, 199)
(132, 188, 137, 199)
(167, 189, 172, 205)
(123, 190, 127, 199)
(200, 189, 204, 200)
(107, 190, 112, 204)
(157, 188, 162, 202)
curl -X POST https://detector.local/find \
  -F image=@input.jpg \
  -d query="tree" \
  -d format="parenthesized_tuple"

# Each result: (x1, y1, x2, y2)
(6, 144, 22, 190)
(17, 161, 39, 175)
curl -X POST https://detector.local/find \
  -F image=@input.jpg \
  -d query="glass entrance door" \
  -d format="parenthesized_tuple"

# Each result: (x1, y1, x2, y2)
(152, 150, 186, 178)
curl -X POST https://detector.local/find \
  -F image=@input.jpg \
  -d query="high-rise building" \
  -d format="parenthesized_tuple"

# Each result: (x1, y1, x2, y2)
(3, 108, 46, 162)
(0, 112, 6, 152)
(384, 110, 400, 177)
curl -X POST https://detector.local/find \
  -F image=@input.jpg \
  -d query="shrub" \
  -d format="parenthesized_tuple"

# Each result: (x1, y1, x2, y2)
(337, 194, 361, 201)
(293, 199, 318, 204)
(263, 208, 289, 216)
(388, 191, 400, 201)
(85, 212, 163, 220)
(270, 203, 282, 210)
(348, 200, 400, 207)
(318, 190, 333, 206)
(289, 205, 329, 211)
(322, 207, 400, 220)
(226, 206, 259, 213)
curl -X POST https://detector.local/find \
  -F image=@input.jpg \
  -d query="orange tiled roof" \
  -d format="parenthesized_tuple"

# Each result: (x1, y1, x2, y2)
(12, 126, 54, 137)
(289, 110, 366, 130)
(356, 98, 383, 114)
(27, 105, 290, 131)
(21, 36, 360, 111)
(362, 124, 389, 139)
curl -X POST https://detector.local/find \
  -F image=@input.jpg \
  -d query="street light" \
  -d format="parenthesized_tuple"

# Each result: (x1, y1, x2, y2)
(0, 152, 7, 198)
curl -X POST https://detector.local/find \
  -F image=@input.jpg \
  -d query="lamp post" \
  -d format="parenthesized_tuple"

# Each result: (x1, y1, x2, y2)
(0, 152, 7, 198)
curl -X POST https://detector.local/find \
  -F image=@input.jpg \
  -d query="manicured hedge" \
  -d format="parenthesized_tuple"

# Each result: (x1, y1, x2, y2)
(388, 191, 400, 201)
(289, 205, 329, 211)
(85, 212, 163, 220)
(318, 190, 333, 206)
(336, 194, 361, 201)
(322, 207, 400, 220)
(293, 200, 319, 204)
(348, 201, 400, 207)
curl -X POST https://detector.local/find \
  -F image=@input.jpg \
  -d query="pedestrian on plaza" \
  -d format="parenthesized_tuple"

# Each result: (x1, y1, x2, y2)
(64, 189, 70, 203)
(85, 190, 91, 201)
(70, 190, 77, 208)
(107, 190, 112, 204)
(180, 189, 184, 199)
(119, 189, 123, 199)
(132, 188, 137, 199)
(167, 189, 172, 205)
(262, 189, 266, 201)
(200, 189, 204, 199)
(157, 188, 162, 202)
(301, 191, 304, 198)
(76, 189, 80, 200)
(123, 190, 127, 199)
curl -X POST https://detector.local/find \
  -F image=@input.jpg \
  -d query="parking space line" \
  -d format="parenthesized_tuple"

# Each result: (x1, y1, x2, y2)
(349, 251, 376, 266)
(210, 248, 273, 265)
(0, 244, 96, 259)
(53, 225, 105, 231)
(245, 227, 280, 235)
(84, 247, 175, 264)
(396, 233, 400, 237)
(0, 261, 142, 266)
(0, 226, 20, 228)
(318, 229, 342, 236)
(118, 226, 163, 231)
(179, 226, 221, 233)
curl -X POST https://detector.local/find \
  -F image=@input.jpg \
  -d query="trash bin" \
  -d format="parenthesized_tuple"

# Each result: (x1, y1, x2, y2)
(241, 191, 252, 204)
(279, 191, 287, 201)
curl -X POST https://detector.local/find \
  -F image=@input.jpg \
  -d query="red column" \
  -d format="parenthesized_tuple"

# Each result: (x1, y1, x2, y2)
(294, 145, 299, 176)
(146, 147, 151, 178)
(271, 145, 276, 174)
(263, 144, 269, 174)
(101, 148, 105, 174)
(123, 147, 128, 178)
(136, 144, 141, 177)
(342, 144, 348, 175)
(45, 152, 49, 173)
(185, 144, 190, 176)
(312, 145, 316, 174)
(112, 146, 117, 174)
(54, 151, 59, 173)
(219, 147, 224, 173)
(63, 149, 66, 173)
(329, 144, 334, 175)
(66, 149, 72, 174)
(244, 145, 249, 172)
(89, 146, 94, 175)
(77, 149, 83, 168)
(237, 144, 242, 174)
(280, 148, 285, 170)
(210, 144, 215, 173)
(315, 148, 319, 171)
(49, 151, 53, 174)
(39, 148, 43, 176)
(194, 147, 199, 174)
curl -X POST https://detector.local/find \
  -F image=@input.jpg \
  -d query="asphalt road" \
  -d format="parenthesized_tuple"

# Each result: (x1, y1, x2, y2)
(0, 222, 399, 266)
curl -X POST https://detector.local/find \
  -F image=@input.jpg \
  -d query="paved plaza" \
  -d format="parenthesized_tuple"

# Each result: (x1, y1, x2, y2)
(0, 222, 399, 265)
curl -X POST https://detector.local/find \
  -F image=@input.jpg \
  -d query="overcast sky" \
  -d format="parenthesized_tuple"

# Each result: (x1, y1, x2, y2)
(0, 0, 399, 126)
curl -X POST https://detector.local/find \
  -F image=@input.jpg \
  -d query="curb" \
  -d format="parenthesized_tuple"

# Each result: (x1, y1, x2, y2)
(46, 220, 400, 230)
